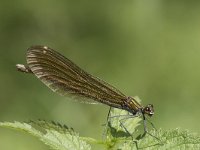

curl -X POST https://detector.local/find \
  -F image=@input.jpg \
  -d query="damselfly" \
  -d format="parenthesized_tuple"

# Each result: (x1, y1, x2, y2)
(16, 45, 155, 138)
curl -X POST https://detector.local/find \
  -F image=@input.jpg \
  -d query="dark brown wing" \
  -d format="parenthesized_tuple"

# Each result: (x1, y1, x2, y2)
(26, 45, 127, 108)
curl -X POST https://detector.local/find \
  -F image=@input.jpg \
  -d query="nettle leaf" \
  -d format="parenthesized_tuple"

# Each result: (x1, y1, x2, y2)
(106, 125, 200, 150)
(103, 97, 200, 149)
(135, 129, 200, 150)
(0, 120, 91, 150)
(0, 97, 200, 150)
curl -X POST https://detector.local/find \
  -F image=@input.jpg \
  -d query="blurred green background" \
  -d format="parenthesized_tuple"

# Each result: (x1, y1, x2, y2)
(0, 0, 200, 149)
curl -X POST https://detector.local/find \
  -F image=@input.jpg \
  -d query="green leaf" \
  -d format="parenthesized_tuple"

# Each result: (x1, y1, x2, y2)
(114, 129, 200, 150)
(0, 120, 91, 150)
(0, 97, 200, 150)
(103, 96, 200, 149)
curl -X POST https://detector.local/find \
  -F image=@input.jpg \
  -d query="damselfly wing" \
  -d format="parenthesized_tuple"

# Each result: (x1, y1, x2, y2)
(16, 45, 154, 133)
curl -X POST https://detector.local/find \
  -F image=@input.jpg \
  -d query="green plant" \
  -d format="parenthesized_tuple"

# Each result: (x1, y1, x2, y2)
(0, 106, 200, 150)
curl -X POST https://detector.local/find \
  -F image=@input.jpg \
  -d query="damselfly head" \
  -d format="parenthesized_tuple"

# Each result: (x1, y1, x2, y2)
(142, 104, 154, 117)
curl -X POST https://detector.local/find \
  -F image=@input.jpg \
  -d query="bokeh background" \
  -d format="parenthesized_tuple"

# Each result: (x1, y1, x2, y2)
(0, 0, 200, 149)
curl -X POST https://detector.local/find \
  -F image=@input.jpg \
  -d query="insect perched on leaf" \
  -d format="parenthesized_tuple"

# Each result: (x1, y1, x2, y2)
(16, 45, 156, 139)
